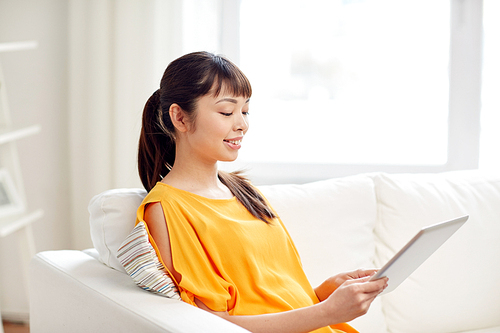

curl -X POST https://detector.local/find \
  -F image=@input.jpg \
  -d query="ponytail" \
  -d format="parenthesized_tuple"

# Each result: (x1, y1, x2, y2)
(138, 89, 175, 191)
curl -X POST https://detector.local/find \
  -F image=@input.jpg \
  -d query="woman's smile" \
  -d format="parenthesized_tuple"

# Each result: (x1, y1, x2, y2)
(224, 137, 243, 149)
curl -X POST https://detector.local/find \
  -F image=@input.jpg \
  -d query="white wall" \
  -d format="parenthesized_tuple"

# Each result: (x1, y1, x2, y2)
(67, 0, 174, 250)
(0, 0, 177, 318)
(0, 0, 71, 319)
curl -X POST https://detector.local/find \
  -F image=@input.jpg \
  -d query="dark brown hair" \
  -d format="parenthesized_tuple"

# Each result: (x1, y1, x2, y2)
(138, 51, 276, 223)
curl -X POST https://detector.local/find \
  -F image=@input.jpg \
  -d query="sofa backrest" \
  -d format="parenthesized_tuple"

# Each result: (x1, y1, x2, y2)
(259, 173, 386, 332)
(371, 170, 500, 333)
(259, 174, 378, 287)
(88, 170, 500, 333)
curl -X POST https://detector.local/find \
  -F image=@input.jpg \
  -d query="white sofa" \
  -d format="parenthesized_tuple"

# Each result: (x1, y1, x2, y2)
(29, 170, 500, 333)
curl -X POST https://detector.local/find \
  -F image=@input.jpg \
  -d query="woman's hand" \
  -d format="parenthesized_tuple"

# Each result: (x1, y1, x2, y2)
(315, 268, 379, 301)
(318, 275, 388, 324)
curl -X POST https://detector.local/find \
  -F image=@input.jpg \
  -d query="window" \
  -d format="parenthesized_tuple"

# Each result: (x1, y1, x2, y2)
(180, 0, 486, 184)
(238, 0, 450, 166)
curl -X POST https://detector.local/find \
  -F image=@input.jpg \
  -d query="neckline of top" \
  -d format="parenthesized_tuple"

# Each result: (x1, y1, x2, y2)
(156, 182, 237, 202)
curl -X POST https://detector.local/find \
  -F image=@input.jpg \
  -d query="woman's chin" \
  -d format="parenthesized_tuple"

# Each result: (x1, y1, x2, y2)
(219, 154, 239, 163)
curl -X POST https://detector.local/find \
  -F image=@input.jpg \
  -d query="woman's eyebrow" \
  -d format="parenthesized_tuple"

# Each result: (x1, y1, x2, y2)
(216, 97, 251, 104)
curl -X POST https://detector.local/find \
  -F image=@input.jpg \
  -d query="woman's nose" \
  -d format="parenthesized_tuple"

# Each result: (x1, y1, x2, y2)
(234, 112, 249, 132)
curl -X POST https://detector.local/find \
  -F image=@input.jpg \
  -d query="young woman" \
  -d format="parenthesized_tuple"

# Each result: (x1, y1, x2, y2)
(136, 51, 388, 333)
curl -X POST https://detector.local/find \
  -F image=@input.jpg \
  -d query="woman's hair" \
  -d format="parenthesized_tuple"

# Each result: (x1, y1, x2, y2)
(138, 51, 276, 223)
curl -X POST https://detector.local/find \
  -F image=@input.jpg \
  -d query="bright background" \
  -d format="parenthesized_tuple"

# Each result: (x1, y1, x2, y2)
(239, 0, 450, 166)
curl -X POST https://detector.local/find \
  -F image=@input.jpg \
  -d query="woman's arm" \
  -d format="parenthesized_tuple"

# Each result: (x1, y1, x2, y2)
(144, 203, 388, 333)
(143, 202, 182, 282)
(196, 276, 387, 333)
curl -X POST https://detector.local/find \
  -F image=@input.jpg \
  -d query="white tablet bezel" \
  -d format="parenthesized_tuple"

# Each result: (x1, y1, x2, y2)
(370, 215, 469, 295)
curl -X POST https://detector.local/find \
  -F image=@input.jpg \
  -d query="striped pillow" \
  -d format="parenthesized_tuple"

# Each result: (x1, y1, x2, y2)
(117, 221, 181, 300)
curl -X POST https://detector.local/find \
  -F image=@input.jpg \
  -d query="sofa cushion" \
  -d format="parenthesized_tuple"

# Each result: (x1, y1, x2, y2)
(117, 221, 181, 300)
(259, 174, 387, 333)
(373, 170, 500, 333)
(89, 188, 147, 272)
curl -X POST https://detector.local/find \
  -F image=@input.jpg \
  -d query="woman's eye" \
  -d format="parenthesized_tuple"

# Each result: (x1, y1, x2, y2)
(243, 111, 250, 116)
(221, 112, 233, 117)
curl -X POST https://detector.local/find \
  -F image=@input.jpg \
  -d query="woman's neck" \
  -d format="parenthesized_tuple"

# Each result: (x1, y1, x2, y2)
(161, 159, 233, 200)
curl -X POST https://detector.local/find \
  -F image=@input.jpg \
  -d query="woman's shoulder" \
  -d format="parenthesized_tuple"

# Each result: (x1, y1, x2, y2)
(143, 181, 205, 206)
(142, 182, 176, 204)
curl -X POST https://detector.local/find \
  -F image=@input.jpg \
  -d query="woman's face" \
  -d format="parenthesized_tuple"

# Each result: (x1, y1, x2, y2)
(182, 88, 250, 164)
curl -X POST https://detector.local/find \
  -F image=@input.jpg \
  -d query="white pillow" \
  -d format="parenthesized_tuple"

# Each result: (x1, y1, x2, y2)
(89, 188, 147, 273)
(373, 170, 500, 333)
(259, 174, 387, 333)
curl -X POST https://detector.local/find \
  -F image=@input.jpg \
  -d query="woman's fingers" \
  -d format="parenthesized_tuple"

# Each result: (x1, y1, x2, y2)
(343, 275, 388, 294)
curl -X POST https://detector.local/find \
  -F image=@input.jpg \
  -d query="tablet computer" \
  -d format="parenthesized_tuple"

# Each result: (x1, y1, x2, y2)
(370, 215, 469, 295)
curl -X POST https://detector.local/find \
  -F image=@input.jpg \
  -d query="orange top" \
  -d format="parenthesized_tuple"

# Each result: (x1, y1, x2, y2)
(136, 182, 357, 333)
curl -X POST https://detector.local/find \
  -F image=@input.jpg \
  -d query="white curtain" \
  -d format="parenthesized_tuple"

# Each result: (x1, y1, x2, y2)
(68, 0, 182, 249)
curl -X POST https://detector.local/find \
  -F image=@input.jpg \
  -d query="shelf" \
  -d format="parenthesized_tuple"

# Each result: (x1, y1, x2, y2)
(0, 41, 38, 53)
(0, 125, 41, 145)
(0, 209, 44, 238)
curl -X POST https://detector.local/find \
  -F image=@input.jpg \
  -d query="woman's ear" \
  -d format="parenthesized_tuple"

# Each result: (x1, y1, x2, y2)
(169, 104, 189, 133)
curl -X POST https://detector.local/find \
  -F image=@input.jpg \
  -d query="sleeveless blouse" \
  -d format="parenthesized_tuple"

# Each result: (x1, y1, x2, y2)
(136, 182, 357, 333)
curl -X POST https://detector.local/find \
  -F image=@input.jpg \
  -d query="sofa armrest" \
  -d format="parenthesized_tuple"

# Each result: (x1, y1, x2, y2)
(29, 250, 249, 333)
